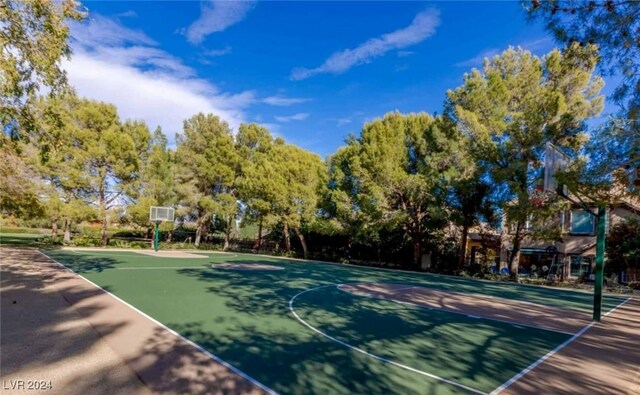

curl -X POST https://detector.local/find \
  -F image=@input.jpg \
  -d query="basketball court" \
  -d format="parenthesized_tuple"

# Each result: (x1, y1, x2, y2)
(3, 247, 637, 394)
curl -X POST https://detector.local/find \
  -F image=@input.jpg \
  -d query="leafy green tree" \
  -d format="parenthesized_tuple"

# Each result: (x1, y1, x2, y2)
(606, 219, 640, 278)
(1, 0, 85, 134)
(328, 112, 463, 266)
(449, 175, 494, 270)
(31, 92, 90, 241)
(0, 140, 44, 219)
(44, 188, 95, 242)
(28, 93, 146, 244)
(69, 99, 149, 246)
(525, 0, 638, 119)
(0, 0, 83, 217)
(446, 44, 603, 275)
(324, 142, 374, 259)
(269, 142, 326, 258)
(128, 127, 176, 235)
(524, 0, 640, 195)
(175, 113, 239, 248)
(236, 123, 276, 249)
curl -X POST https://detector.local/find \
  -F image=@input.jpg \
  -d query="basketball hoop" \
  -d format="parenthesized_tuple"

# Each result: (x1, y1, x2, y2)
(149, 206, 175, 252)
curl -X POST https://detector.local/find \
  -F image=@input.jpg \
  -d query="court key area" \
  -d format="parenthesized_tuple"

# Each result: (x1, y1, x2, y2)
(1, 247, 638, 395)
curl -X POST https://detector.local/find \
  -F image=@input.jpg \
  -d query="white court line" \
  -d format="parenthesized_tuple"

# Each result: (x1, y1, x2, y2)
(207, 253, 239, 259)
(336, 284, 576, 336)
(68, 250, 155, 257)
(114, 266, 208, 270)
(393, 285, 417, 291)
(289, 284, 488, 395)
(36, 249, 278, 395)
(603, 296, 634, 317)
(489, 296, 634, 395)
(67, 250, 238, 259)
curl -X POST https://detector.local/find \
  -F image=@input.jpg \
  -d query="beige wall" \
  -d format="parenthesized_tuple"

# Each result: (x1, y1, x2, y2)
(610, 207, 639, 227)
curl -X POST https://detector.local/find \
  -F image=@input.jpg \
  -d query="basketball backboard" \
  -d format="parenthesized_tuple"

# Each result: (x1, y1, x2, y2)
(150, 206, 175, 222)
(544, 142, 569, 197)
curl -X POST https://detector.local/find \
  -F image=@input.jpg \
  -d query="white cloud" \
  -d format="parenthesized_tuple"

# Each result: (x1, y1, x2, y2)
(87, 45, 195, 77)
(455, 48, 500, 68)
(65, 15, 254, 142)
(185, 1, 255, 44)
(397, 50, 414, 57)
(116, 10, 137, 18)
(72, 14, 157, 47)
(256, 122, 281, 135)
(519, 37, 553, 52)
(274, 113, 309, 122)
(336, 118, 352, 126)
(291, 9, 440, 80)
(263, 95, 310, 106)
(204, 46, 232, 57)
(455, 37, 553, 68)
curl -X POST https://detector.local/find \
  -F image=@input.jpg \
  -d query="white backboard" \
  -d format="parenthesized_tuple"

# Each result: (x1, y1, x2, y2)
(150, 206, 175, 222)
(544, 142, 570, 196)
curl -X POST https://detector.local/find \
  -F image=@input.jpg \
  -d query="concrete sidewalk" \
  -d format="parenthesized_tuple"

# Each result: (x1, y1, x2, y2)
(0, 247, 266, 395)
(502, 297, 640, 395)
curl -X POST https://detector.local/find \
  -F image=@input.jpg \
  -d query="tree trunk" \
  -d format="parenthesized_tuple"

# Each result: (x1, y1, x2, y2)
(409, 215, 423, 268)
(293, 227, 308, 259)
(223, 216, 232, 251)
(194, 216, 207, 247)
(63, 220, 71, 243)
(256, 216, 263, 251)
(459, 224, 470, 271)
(413, 238, 421, 267)
(508, 220, 524, 279)
(167, 230, 172, 243)
(283, 222, 291, 252)
(99, 184, 108, 247)
(51, 221, 58, 237)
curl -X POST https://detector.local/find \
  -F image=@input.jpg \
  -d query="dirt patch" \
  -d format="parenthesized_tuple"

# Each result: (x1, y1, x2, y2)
(339, 282, 592, 334)
(211, 263, 284, 271)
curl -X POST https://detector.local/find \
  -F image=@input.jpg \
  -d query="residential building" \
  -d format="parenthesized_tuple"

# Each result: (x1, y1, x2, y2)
(500, 198, 640, 282)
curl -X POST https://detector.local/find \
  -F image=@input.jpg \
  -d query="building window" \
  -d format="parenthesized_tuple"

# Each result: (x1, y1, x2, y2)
(569, 256, 594, 278)
(570, 210, 595, 234)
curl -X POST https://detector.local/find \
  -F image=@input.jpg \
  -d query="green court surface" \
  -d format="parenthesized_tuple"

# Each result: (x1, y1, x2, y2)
(41, 249, 626, 394)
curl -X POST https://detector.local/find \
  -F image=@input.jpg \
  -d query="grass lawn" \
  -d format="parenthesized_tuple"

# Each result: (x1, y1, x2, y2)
(0, 233, 47, 247)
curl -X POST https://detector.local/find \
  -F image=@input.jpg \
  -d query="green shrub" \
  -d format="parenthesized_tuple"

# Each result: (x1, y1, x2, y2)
(112, 230, 148, 238)
(69, 236, 101, 247)
(39, 236, 63, 245)
(108, 239, 149, 249)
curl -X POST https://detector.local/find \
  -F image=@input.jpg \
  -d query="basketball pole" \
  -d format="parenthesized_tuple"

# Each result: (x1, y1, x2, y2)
(593, 205, 606, 321)
(547, 143, 606, 322)
(154, 220, 161, 252)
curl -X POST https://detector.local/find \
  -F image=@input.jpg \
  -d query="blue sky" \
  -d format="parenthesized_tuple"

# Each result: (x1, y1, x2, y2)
(65, 1, 617, 157)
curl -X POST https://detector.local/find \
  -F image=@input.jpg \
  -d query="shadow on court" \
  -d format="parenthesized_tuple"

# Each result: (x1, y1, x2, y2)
(0, 247, 149, 395)
(44, 250, 120, 273)
(13, 249, 634, 394)
(176, 258, 571, 394)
